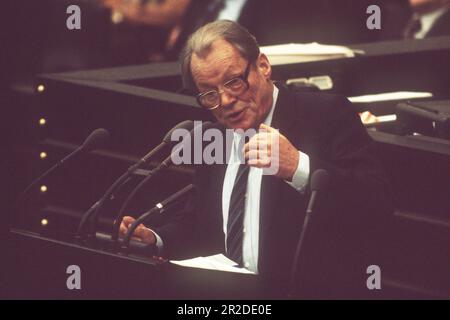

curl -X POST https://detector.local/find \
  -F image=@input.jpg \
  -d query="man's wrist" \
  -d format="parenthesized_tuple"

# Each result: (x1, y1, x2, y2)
(285, 151, 310, 192)
(147, 228, 164, 253)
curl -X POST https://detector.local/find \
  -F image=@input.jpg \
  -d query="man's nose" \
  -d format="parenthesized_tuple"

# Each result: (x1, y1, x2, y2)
(220, 91, 237, 108)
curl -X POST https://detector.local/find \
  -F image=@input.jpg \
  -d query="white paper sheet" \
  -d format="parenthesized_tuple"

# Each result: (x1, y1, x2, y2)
(348, 91, 433, 103)
(170, 254, 255, 274)
(260, 42, 355, 65)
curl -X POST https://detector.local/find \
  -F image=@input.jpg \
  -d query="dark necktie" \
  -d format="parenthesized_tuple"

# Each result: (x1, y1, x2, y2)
(226, 163, 250, 266)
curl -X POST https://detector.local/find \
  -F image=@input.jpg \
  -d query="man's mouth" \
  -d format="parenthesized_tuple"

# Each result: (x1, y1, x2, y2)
(226, 109, 245, 121)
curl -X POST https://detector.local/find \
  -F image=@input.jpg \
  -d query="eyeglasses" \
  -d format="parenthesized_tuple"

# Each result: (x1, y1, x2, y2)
(196, 61, 252, 110)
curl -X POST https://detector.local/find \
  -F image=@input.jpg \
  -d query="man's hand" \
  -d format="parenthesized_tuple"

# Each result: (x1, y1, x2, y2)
(119, 216, 156, 245)
(243, 123, 300, 181)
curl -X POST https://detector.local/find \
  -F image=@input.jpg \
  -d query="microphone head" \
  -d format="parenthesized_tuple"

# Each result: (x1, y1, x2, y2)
(191, 121, 214, 135)
(163, 120, 195, 143)
(162, 121, 215, 165)
(81, 128, 110, 152)
(310, 169, 330, 192)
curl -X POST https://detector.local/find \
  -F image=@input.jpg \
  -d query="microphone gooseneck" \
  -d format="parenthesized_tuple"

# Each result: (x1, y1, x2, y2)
(288, 169, 330, 298)
(122, 184, 194, 250)
(111, 121, 213, 243)
(15, 128, 110, 219)
(76, 120, 195, 239)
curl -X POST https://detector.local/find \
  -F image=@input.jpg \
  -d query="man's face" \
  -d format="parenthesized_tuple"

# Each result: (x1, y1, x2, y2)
(191, 39, 273, 130)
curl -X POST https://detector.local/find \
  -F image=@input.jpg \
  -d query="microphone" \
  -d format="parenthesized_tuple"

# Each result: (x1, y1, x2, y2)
(75, 120, 195, 239)
(306, 169, 330, 215)
(130, 120, 195, 170)
(81, 128, 110, 152)
(122, 184, 194, 251)
(288, 169, 330, 298)
(110, 121, 214, 243)
(15, 128, 110, 203)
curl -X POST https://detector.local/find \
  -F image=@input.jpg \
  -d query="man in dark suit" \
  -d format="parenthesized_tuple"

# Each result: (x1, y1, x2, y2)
(120, 20, 392, 298)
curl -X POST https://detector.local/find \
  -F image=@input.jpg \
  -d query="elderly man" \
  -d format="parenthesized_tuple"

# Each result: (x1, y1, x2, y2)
(121, 20, 392, 298)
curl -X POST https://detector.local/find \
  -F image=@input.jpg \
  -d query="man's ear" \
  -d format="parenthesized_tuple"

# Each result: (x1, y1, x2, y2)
(257, 53, 272, 80)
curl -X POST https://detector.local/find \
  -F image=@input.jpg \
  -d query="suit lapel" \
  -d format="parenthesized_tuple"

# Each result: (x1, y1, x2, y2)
(258, 84, 300, 273)
(270, 83, 300, 133)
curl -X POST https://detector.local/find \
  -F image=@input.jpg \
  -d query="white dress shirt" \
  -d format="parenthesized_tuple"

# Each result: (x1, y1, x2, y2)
(153, 86, 311, 272)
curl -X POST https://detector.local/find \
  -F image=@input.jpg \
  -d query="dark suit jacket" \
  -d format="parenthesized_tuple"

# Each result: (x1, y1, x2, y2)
(155, 84, 392, 298)
(426, 8, 450, 38)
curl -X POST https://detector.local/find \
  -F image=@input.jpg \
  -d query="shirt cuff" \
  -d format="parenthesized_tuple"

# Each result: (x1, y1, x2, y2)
(147, 227, 164, 254)
(285, 151, 310, 192)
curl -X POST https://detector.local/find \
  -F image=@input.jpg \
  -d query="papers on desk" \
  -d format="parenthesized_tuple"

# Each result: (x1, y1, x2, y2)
(350, 91, 433, 125)
(348, 91, 433, 103)
(359, 111, 397, 125)
(170, 254, 255, 275)
(260, 42, 356, 65)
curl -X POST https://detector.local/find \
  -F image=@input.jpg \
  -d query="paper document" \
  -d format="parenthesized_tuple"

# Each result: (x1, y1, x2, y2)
(170, 254, 255, 274)
(359, 111, 397, 125)
(260, 42, 356, 65)
(348, 91, 433, 103)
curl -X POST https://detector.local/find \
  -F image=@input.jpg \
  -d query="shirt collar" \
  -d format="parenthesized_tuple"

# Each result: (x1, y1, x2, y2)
(232, 84, 279, 155)
(263, 84, 279, 127)
(233, 84, 279, 138)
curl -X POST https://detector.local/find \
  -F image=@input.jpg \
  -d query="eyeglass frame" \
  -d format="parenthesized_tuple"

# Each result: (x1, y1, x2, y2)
(195, 60, 252, 110)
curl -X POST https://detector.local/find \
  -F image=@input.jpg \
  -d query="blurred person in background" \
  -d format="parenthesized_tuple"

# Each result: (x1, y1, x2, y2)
(403, 0, 450, 38)
(380, 0, 450, 40)
(100, 0, 191, 62)
(103, 0, 403, 62)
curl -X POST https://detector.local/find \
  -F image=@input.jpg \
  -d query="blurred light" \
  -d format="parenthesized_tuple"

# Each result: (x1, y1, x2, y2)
(37, 84, 45, 93)
(40, 185, 47, 193)
(111, 11, 124, 24)
(41, 218, 49, 226)
(39, 118, 46, 126)
(40, 152, 47, 159)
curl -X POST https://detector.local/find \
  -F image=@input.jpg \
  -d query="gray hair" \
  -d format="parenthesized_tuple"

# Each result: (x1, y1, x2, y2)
(180, 20, 260, 92)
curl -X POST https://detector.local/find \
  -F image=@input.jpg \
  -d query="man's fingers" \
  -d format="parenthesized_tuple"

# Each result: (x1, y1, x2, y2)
(132, 225, 156, 245)
(119, 216, 140, 237)
(253, 141, 271, 156)
(245, 150, 271, 162)
(122, 216, 135, 227)
(260, 123, 277, 133)
(247, 158, 271, 167)
(119, 222, 127, 235)
(123, 216, 135, 222)
(133, 225, 148, 239)
(243, 135, 271, 153)
(120, 222, 146, 240)
(245, 150, 260, 161)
